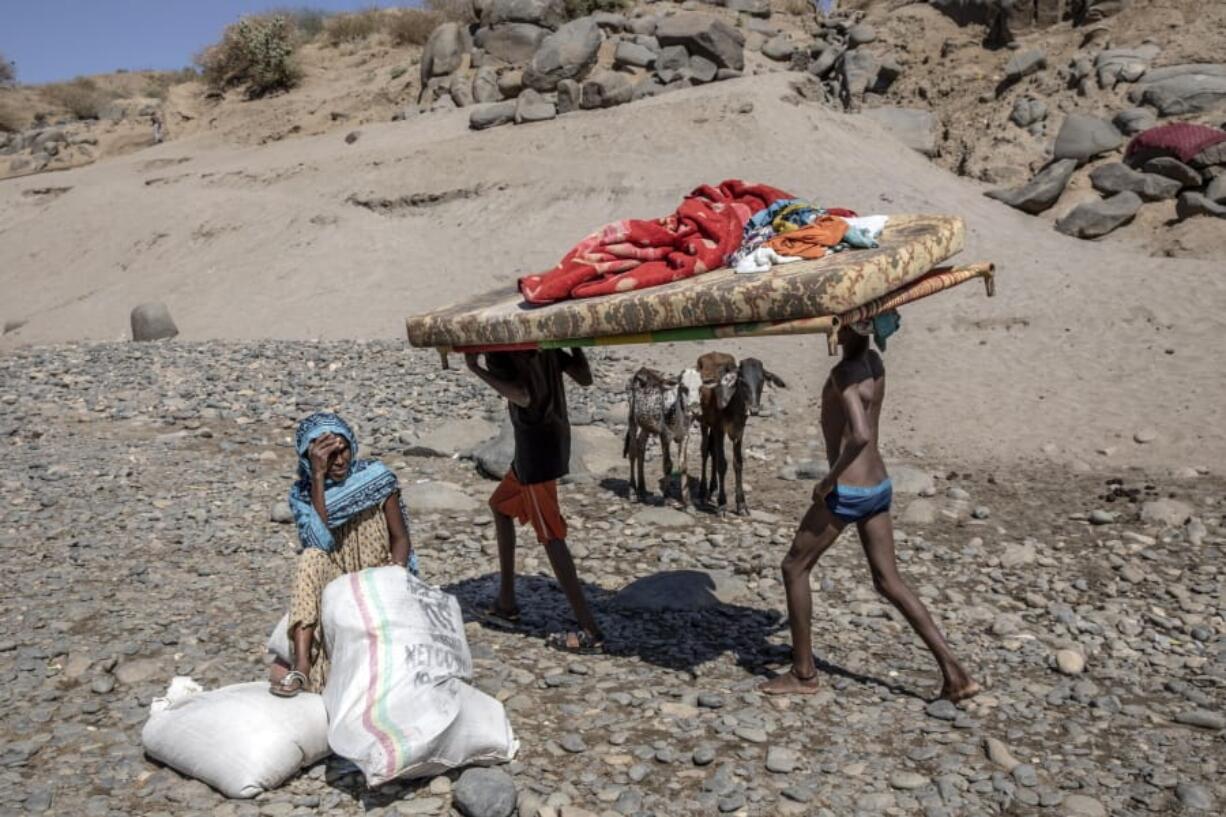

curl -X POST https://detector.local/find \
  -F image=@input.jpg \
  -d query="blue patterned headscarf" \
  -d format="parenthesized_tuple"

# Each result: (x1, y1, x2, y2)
(289, 413, 417, 574)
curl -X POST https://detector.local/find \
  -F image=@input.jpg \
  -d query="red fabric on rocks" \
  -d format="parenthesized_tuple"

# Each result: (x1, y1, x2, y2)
(518, 180, 796, 305)
(1125, 123, 1226, 164)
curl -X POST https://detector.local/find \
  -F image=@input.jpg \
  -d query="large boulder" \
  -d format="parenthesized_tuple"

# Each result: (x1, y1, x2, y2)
(1055, 191, 1143, 238)
(841, 49, 880, 104)
(761, 35, 795, 63)
(655, 14, 745, 72)
(405, 481, 479, 514)
(986, 158, 1078, 214)
(1142, 157, 1203, 188)
(612, 570, 747, 612)
(1112, 107, 1157, 136)
(130, 302, 179, 342)
(861, 107, 939, 157)
(727, 0, 771, 17)
(614, 41, 657, 70)
(484, 0, 566, 30)
(1005, 49, 1046, 83)
(1053, 114, 1124, 163)
(477, 23, 550, 64)
(1206, 173, 1226, 202)
(524, 18, 602, 92)
(420, 23, 471, 88)
(1088, 163, 1181, 201)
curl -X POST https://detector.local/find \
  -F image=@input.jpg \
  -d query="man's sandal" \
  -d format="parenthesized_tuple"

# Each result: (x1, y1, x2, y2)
(270, 670, 308, 698)
(478, 605, 522, 631)
(546, 630, 605, 655)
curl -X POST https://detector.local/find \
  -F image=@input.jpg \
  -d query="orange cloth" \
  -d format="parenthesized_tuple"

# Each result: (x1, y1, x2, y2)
(763, 216, 849, 259)
(490, 470, 568, 545)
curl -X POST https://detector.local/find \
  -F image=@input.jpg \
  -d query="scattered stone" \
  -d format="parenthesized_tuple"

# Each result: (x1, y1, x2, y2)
(472, 66, 502, 104)
(497, 69, 525, 98)
(983, 737, 1021, 771)
(479, 23, 551, 65)
(692, 746, 716, 766)
(1131, 68, 1226, 116)
(1054, 191, 1142, 238)
(1062, 794, 1107, 817)
(614, 41, 656, 70)
(1089, 163, 1180, 201)
(926, 699, 959, 721)
(1010, 97, 1048, 128)
(556, 78, 582, 114)
(1206, 173, 1226, 202)
(765, 746, 797, 773)
(889, 771, 929, 790)
(1175, 782, 1215, 811)
(270, 501, 293, 524)
(1112, 107, 1158, 135)
(761, 35, 795, 63)
(900, 499, 938, 526)
(1000, 541, 1036, 568)
(1055, 648, 1086, 675)
(580, 70, 634, 109)
(1089, 509, 1116, 525)
(130, 302, 179, 342)
(421, 23, 471, 85)
(1139, 498, 1193, 527)
(114, 658, 160, 685)
(344, 130, 361, 145)
(559, 732, 587, 752)
(1053, 114, 1124, 163)
(405, 481, 479, 514)
(453, 767, 518, 817)
(986, 158, 1077, 214)
(1173, 710, 1225, 730)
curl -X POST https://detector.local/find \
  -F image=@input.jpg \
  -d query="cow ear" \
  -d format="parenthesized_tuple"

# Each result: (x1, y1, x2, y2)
(766, 371, 787, 388)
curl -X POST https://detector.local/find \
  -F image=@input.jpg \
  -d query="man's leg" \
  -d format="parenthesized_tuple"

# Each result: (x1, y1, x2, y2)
(543, 538, 601, 639)
(760, 501, 844, 694)
(857, 512, 979, 701)
(489, 492, 519, 616)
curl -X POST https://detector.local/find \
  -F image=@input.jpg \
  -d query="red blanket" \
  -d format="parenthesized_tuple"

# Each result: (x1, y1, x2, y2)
(1125, 122, 1226, 164)
(519, 180, 796, 305)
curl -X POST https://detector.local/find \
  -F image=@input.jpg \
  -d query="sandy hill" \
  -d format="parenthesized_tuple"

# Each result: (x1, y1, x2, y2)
(3, 66, 1224, 471)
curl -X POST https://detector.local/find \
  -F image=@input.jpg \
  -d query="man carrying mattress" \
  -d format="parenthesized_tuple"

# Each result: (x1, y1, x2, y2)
(760, 313, 979, 701)
(465, 349, 605, 654)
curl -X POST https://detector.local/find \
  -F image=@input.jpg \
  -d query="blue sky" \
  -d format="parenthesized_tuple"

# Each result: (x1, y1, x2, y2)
(0, 1, 417, 84)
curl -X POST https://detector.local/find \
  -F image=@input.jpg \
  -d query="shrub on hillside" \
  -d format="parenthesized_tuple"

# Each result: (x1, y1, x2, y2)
(43, 77, 113, 120)
(198, 15, 301, 98)
(387, 9, 443, 47)
(324, 8, 383, 45)
(564, 0, 629, 19)
(273, 6, 330, 40)
(0, 53, 15, 86)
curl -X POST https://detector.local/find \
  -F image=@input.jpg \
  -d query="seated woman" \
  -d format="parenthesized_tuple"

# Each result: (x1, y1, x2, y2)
(270, 412, 418, 697)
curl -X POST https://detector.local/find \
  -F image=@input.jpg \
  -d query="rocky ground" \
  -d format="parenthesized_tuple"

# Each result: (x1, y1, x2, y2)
(1, 340, 1223, 817)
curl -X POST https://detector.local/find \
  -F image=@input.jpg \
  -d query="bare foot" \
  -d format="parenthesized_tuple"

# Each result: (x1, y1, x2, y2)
(759, 669, 821, 696)
(940, 677, 981, 703)
(268, 661, 290, 684)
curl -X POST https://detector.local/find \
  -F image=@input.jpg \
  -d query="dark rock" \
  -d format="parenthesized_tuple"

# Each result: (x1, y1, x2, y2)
(450, 72, 474, 107)
(861, 107, 938, 157)
(1054, 114, 1124, 162)
(612, 570, 747, 612)
(1142, 156, 1203, 188)
(848, 24, 876, 46)
(841, 49, 880, 105)
(727, 0, 770, 17)
(1055, 191, 1143, 238)
(657, 45, 689, 73)
(497, 69, 524, 98)
(761, 35, 795, 62)
(556, 79, 581, 114)
(1206, 173, 1226, 202)
(1089, 163, 1181, 200)
(453, 767, 517, 817)
(655, 13, 745, 72)
(1176, 191, 1226, 219)
(1175, 782, 1215, 811)
(130, 302, 179, 342)
(524, 18, 602, 92)
(1131, 65, 1226, 115)
(421, 22, 471, 88)
(1095, 45, 1160, 88)
(591, 12, 630, 32)
(469, 101, 517, 130)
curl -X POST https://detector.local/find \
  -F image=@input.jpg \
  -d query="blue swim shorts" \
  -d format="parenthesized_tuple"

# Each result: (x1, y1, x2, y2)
(824, 479, 893, 523)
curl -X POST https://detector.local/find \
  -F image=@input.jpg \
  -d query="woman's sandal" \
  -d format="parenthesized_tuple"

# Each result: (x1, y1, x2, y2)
(270, 670, 308, 698)
(546, 630, 605, 655)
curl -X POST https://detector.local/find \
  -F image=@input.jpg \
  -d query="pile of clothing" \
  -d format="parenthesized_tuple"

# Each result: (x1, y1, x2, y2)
(519, 180, 889, 305)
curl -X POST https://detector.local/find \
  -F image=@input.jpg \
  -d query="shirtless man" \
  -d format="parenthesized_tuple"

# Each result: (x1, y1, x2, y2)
(760, 312, 978, 700)
(465, 349, 604, 654)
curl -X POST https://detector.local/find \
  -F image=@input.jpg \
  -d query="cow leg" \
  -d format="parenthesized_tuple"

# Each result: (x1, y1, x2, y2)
(635, 428, 649, 503)
(714, 428, 729, 516)
(733, 433, 748, 516)
(678, 429, 691, 509)
(698, 424, 710, 506)
(659, 432, 674, 502)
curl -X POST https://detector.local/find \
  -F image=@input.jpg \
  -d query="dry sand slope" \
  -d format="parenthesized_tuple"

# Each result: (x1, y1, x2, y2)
(2, 72, 1224, 468)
